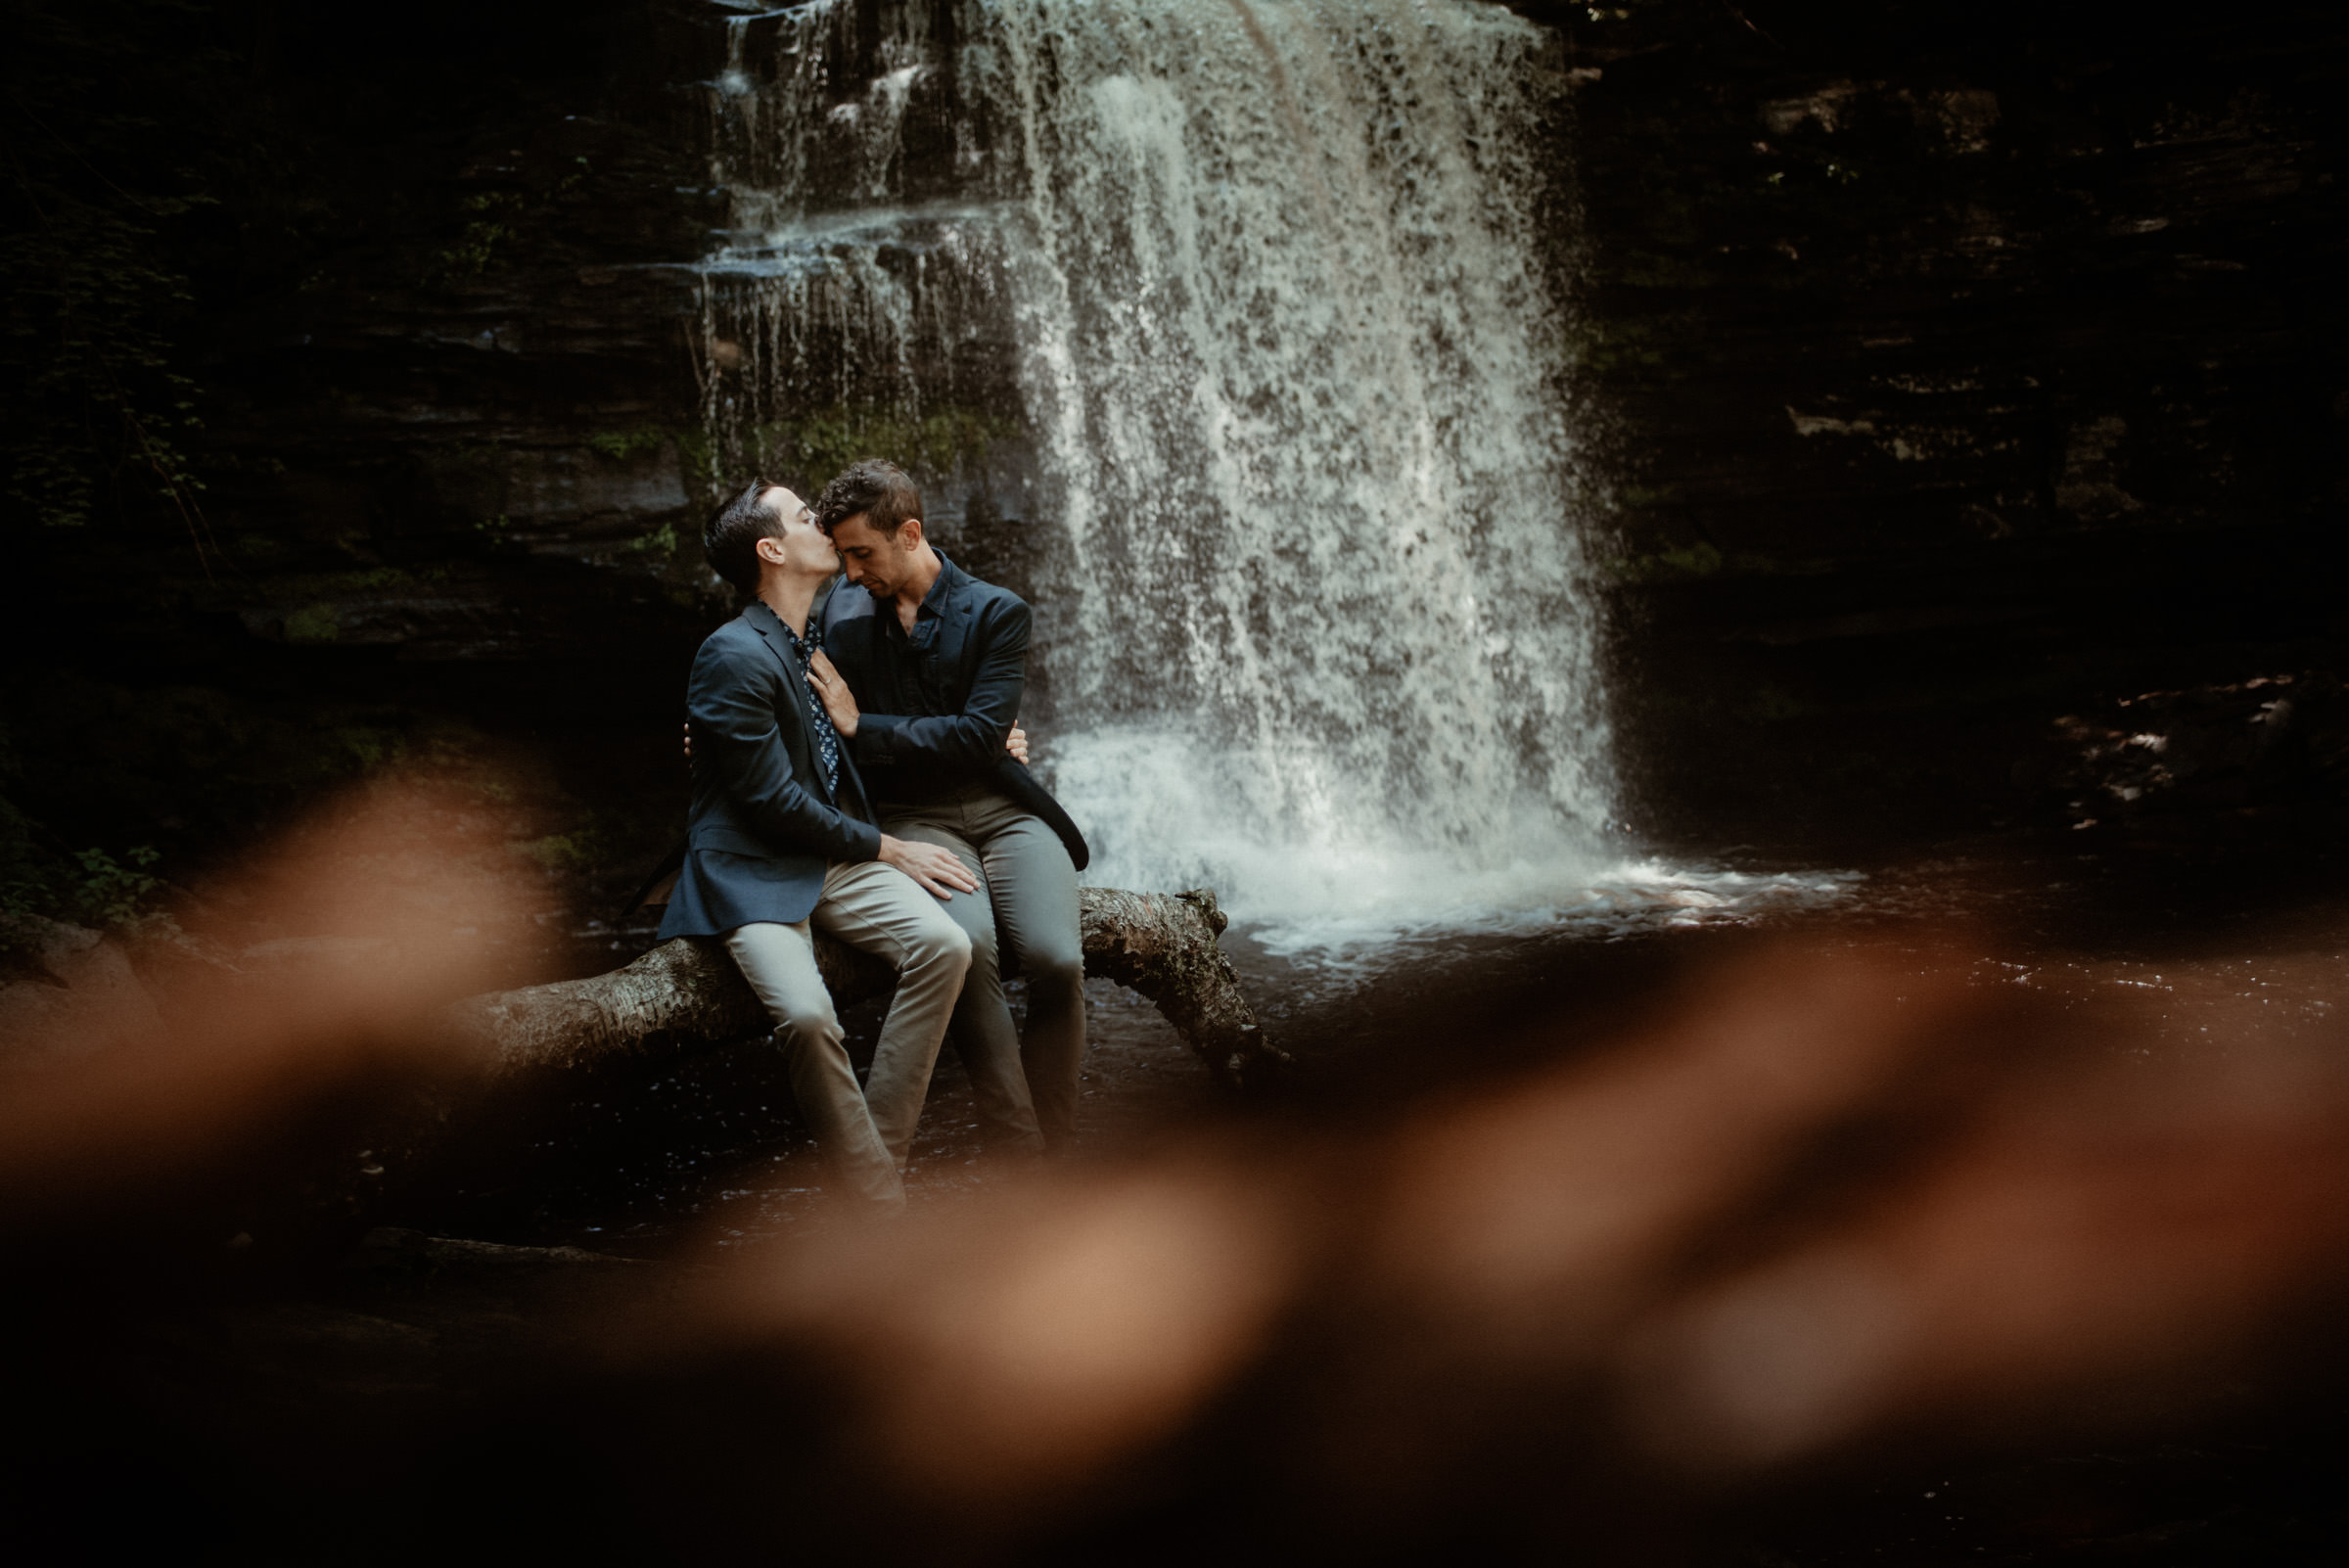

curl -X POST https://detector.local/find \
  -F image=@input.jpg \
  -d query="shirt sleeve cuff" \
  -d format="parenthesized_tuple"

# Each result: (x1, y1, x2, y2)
(858, 714, 906, 765)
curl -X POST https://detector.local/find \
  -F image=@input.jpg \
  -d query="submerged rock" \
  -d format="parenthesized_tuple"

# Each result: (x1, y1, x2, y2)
(345, 1225, 649, 1274)
(2050, 672, 2349, 851)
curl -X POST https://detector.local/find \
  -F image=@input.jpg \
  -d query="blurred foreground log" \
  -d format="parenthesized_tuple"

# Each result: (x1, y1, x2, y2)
(452, 887, 1279, 1087)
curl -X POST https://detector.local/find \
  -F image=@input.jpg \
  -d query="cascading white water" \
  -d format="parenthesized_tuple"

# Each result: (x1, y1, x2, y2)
(697, 0, 1854, 957)
(963, 0, 1623, 933)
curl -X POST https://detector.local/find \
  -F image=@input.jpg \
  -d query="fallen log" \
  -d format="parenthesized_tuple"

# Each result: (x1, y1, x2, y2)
(452, 887, 1280, 1088)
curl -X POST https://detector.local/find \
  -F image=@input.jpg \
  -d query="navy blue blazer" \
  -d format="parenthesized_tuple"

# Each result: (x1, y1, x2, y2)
(656, 600, 884, 938)
(821, 552, 1089, 870)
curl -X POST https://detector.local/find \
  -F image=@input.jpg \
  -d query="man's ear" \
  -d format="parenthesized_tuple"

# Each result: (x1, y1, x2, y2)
(900, 519, 925, 551)
(756, 533, 790, 566)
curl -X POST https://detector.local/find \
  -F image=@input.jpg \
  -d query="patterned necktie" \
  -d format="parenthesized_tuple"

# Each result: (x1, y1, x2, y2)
(784, 620, 843, 797)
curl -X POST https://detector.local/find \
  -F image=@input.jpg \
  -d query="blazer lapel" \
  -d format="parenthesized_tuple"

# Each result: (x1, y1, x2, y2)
(744, 602, 837, 804)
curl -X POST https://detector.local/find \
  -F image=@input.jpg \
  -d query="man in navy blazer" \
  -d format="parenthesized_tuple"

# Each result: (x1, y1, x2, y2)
(661, 480, 984, 1210)
(807, 459, 1091, 1150)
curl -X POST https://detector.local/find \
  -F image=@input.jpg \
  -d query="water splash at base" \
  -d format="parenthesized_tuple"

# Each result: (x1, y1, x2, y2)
(1049, 723, 1863, 974)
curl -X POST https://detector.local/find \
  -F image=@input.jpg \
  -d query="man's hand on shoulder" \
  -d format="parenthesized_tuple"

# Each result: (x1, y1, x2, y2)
(879, 835, 982, 899)
(807, 649, 859, 738)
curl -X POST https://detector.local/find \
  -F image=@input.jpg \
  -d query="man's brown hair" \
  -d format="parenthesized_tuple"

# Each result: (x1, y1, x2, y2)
(814, 458, 923, 538)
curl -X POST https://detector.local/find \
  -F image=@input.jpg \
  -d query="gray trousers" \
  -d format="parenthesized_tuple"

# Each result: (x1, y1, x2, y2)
(882, 784, 1086, 1147)
(723, 859, 972, 1209)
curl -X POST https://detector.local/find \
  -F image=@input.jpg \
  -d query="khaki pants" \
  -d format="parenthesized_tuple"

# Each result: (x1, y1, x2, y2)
(883, 785, 1085, 1148)
(724, 859, 972, 1209)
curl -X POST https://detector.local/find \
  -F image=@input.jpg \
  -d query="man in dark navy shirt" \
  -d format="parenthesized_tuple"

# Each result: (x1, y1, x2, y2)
(809, 459, 1091, 1151)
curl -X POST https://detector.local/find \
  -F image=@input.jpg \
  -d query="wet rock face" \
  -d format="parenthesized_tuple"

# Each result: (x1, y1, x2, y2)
(2048, 672, 2349, 855)
(1531, 0, 2349, 849)
(5, 0, 732, 864)
(192, 21, 724, 670)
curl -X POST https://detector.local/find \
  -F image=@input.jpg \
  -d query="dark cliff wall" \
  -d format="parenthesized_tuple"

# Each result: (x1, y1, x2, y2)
(1526, 0, 2349, 853)
(2, 0, 723, 899)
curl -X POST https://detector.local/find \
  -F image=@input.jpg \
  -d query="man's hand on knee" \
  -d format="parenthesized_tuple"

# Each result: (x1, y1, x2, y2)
(880, 836, 981, 899)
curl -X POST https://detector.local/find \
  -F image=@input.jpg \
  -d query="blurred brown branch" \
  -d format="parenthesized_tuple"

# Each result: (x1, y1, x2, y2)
(622, 934, 2349, 1556)
(0, 780, 530, 1237)
(7, 809, 2349, 1562)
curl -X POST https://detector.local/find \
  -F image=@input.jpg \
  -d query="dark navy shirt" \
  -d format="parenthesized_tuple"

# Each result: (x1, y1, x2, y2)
(866, 553, 957, 721)
(816, 553, 1091, 871)
(820, 551, 1030, 806)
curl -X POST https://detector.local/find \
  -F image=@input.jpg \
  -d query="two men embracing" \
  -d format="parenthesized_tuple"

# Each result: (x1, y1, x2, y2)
(655, 460, 1089, 1212)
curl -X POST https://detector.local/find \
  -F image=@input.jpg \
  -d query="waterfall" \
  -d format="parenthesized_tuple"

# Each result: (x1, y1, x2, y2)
(696, 1, 1737, 951)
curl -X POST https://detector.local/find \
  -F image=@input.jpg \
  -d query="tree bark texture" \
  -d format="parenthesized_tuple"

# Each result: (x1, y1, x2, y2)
(453, 887, 1279, 1087)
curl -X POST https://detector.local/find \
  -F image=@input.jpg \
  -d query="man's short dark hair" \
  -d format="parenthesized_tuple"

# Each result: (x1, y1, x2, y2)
(814, 458, 922, 538)
(705, 481, 787, 593)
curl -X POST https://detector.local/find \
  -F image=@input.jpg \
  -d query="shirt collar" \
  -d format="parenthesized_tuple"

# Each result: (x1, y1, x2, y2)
(916, 551, 965, 621)
(749, 598, 820, 655)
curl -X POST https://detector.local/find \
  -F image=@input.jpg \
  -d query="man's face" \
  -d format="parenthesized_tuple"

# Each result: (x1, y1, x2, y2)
(829, 512, 916, 597)
(758, 486, 838, 576)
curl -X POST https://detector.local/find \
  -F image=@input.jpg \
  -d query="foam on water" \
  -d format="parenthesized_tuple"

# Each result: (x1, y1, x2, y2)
(1052, 722, 1863, 975)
